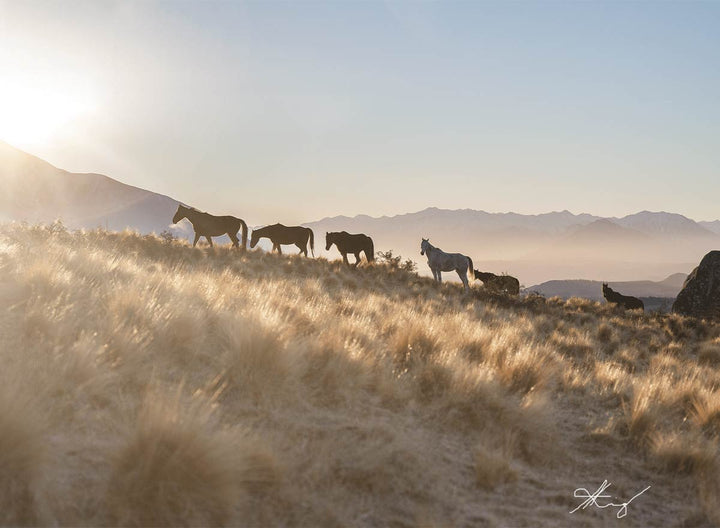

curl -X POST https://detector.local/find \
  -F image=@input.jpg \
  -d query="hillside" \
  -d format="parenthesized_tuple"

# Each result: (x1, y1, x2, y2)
(2, 223, 720, 526)
(0, 141, 180, 233)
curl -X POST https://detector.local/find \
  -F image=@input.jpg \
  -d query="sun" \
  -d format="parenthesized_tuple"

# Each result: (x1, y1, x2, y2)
(0, 77, 96, 149)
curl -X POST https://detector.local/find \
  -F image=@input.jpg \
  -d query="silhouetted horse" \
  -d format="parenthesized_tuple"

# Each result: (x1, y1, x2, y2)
(172, 204, 248, 249)
(474, 271, 520, 295)
(250, 224, 315, 257)
(420, 238, 473, 291)
(325, 231, 375, 266)
(602, 283, 644, 311)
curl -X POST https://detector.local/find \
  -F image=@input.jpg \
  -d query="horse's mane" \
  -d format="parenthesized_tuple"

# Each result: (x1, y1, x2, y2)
(180, 204, 207, 214)
(254, 223, 287, 231)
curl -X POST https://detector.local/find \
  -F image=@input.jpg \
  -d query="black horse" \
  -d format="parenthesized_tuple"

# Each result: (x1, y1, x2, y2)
(325, 231, 375, 266)
(602, 283, 644, 311)
(250, 224, 315, 256)
(172, 204, 248, 248)
(474, 271, 520, 295)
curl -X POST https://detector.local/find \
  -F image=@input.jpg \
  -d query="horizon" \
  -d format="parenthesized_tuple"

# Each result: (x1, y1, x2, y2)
(1, 1, 719, 224)
(6, 136, 720, 226)
(6, 137, 720, 226)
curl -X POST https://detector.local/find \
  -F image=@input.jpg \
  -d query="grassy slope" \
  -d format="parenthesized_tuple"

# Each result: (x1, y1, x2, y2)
(1, 223, 720, 527)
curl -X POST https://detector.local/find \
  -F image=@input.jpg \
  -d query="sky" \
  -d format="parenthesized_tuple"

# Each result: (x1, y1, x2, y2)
(1, 0, 719, 224)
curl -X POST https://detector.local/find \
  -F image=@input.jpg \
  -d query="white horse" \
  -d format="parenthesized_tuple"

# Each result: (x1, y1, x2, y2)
(420, 238, 474, 291)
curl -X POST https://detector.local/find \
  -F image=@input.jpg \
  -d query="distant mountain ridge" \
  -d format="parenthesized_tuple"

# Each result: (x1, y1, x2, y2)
(312, 207, 603, 235)
(0, 141, 181, 234)
(307, 208, 719, 284)
(614, 211, 716, 237)
(312, 207, 716, 238)
(699, 221, 720, 235)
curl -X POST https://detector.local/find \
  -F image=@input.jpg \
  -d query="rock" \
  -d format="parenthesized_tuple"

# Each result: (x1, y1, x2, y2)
(672, 250, 720, 318)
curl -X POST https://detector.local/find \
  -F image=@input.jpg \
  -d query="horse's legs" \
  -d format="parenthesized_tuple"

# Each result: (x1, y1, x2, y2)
(192, 233, 200, 247)
(205, 236, 213, 247)
(296, 243, 307, 256)
(228, 232, 239, 248)
(342, 252, 349, 266)
(457, 269, 469, 291)
(353, 253, 361, 267)
(437, 271, 442, 283)
(275, 244, 282, 254)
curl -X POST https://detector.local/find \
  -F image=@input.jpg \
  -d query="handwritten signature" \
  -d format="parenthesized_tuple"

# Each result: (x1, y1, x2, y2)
(570, 480, 651, 518)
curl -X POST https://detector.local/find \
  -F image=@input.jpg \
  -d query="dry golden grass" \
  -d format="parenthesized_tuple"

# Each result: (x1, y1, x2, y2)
(1, 222, 720, 526)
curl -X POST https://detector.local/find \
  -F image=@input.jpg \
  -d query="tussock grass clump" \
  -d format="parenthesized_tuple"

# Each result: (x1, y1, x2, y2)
(474, 432, 518, 490)
(596, 322, 613, 343)
(690, 392, 720, 437)
(2, 223, 720, 525)
(698, 339, 720, 367)
(650, 431, 717, 475)
(496, 344, 558, 394)
(107, 393, 278, 526)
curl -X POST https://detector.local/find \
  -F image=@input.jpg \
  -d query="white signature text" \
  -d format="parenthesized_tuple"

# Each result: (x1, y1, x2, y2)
(570, 480, 651, 518)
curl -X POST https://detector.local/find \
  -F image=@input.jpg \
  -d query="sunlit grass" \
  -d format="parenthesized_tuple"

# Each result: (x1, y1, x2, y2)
(1, 222, 719, 525)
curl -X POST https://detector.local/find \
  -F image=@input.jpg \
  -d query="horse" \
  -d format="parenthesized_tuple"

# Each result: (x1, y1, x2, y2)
(325, 231, 375, 266)
(250, 224, 315, 257)
(602, 283, 644, 311)
(420, 238, 474, 291)
(172, 204, 248, 249)
(474, 270, 520, 295)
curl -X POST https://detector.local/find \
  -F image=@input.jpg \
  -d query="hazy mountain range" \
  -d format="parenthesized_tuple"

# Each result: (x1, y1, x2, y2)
(1, 141, 716, 288)
(0, 141, 179, 233)
(306, 209, 716, 286)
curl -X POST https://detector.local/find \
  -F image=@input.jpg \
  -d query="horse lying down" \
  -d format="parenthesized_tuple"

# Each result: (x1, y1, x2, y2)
(473, 271, 520, 295)
(602, 283, 644, 311)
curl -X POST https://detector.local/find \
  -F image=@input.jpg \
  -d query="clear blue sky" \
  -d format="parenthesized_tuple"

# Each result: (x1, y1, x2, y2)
(1, 0, 719, 223)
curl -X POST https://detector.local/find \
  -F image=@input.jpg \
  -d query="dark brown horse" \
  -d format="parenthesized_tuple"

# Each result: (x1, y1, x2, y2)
(325, 231, 375, 266)
(250, 224, 315, 257)
(602, 283, 644, 311)
(172, 204, 248, 248)
(474, 270, 520, 295)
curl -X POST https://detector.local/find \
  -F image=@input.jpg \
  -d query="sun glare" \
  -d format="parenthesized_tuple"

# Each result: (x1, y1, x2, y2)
(0, 78, 96, 149)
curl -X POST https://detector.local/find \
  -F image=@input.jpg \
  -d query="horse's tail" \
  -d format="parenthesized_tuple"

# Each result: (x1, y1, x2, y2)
(308, 228, 315, 257)
(467, 256, 474, 282)
(239, 218, 248, 249)
(366, 236, 375, 262)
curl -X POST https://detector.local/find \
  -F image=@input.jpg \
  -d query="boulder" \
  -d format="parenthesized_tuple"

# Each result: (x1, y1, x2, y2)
(672, 250, 720, 318)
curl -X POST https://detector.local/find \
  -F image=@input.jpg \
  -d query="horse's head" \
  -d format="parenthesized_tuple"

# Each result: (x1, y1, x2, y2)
(325, 232, 335, 251)
(172, 204, 187, 224)
(250, 229, 260, 249)
(602, 283, 610, 295)
(420, 238, 429, 256)
(475, 271, 495, 282)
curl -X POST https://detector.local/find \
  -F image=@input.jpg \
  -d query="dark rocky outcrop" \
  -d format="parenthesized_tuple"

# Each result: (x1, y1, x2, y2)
(672, 251, 720, 318)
